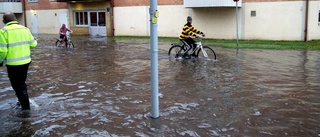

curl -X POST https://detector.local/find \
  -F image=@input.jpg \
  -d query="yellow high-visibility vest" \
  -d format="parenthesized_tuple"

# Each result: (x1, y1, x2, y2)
(0, 21, 37, 66)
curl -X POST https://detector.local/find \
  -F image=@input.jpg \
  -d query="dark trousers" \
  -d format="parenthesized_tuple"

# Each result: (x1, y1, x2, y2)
(181, 38, 196, 55)
(59, 34, 68, 47)
(7, 63, 31, 110)
(59, 35, 67, 42)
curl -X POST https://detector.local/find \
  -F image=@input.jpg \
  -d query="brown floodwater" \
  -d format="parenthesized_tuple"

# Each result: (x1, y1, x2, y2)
(0, 35, 319, 137)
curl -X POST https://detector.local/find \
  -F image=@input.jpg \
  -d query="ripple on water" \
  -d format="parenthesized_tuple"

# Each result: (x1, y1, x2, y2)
(33, 125, 66, 136)
(0, 87, 13, 93)
(177, 130, 200, 137)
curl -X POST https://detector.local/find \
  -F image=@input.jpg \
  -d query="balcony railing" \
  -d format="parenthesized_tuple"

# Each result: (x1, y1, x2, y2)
(184, 0, 242, 8)
(0, 0, 22, 13)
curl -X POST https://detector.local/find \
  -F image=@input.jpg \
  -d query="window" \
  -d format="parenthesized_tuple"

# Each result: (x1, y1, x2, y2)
(98, 12, 106, 26)
(318, 10, 320, 22)
(74, 11, 88, 26)
(28, 0, 38, 2)
(251, 10, 256, 17)
(90, 12, 97, 26)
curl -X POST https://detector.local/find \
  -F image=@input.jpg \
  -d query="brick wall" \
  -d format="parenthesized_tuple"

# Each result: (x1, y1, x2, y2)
(113, 0, 183, 7)
(25, 0, 67, 10)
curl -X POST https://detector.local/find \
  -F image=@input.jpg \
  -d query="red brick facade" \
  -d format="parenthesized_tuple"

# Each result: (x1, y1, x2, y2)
(25, 0, 67, 10)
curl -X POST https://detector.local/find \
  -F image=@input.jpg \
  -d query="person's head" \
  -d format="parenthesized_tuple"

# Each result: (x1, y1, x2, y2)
(187, 16, 192, 24)
(61, 24, 66, 28)
(3, 12, 17, 24)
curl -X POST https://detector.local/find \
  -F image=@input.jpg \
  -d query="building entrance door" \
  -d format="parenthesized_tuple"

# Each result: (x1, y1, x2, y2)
(31, 14, 38, 34)
(59, 12, 68, 28)
(89, 11, 106, 36)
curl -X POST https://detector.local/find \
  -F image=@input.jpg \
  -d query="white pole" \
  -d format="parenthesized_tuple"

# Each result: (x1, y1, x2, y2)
(149, 0, 159, 119)
(236, 1, 239, 48)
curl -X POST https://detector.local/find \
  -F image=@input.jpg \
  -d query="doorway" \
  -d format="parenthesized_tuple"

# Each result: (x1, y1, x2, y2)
(31, 14, 38, 34)
(59, 12, 68, 28)
(89, 11, 106, 36)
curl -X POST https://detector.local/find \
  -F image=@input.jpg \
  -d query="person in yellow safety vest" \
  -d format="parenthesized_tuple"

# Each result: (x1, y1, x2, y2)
(0, 12, 37, 110)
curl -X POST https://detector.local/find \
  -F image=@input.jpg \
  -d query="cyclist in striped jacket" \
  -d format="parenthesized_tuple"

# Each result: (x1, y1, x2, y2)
(179, 16, 205, 57)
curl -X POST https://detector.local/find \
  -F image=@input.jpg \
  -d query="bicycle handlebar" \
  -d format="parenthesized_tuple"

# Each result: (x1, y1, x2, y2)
(191, 34, 205, 40)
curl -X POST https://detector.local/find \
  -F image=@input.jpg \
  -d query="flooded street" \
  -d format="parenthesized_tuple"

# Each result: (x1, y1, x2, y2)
(0, 35, 319, 136)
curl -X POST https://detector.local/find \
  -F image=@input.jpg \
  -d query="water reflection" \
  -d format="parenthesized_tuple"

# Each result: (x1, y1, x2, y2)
(0, 35, 319, 136)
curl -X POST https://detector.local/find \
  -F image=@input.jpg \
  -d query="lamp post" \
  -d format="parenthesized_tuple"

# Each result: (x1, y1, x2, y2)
(149, 0, 159, 119)
(234, 0, 239, 48)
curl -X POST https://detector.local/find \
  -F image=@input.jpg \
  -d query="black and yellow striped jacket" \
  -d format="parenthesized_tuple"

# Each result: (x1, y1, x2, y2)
(179, 23, 203, 40)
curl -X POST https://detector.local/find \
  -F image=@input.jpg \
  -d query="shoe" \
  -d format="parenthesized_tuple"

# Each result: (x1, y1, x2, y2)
(16, 109, 31, 118)
(17, 90, 31, 110)
(182, 54, 190, 59)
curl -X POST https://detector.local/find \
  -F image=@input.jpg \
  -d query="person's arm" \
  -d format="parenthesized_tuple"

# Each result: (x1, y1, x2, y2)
(27, 28, 37, 48)
(191, 26, 204, 35)
(0, 30, 8, 66)
(66, 28, 73, 33)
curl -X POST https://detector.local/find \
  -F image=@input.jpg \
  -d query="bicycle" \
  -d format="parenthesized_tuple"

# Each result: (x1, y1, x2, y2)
(55, 32, 75, 48)
(168, 35, 216, 60)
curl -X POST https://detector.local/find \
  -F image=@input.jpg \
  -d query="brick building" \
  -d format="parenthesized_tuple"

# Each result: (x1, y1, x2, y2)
(113, 0, 320, 41)
(2, 0, 319, 40)
(55, 0, 112, 36)
(0, 0, 68, 35)
(1, 0, 112, 36)
(24, 0, 68, 34)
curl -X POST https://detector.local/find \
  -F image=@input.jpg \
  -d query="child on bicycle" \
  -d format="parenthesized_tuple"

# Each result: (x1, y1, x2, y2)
(179, 16, 205, 57)
(59, 24, 72, 47)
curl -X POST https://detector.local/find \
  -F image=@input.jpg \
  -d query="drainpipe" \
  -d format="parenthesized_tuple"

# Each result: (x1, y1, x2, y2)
(22, 0, 27, 27)
(110, 0, 115, 36)
(304, 0, 309, 41)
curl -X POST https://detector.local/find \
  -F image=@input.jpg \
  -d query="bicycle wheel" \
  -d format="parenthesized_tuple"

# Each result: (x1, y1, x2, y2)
(168, 45, 184, 60)
(196, 46, 216, 60)
(68, 41, 75, 48)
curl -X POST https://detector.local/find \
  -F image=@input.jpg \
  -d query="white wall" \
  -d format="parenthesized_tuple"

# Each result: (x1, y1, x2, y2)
(243, 1, 305, 40)
(26, 9, 68, 34)
(158, 5, 190, 37)
(114, 5, 239, 39)
(114, 5, 190, 37)
(194, 1, 315, 40)
(308, 1, 320, 40)
(114, 6, 149, 36)
(114, 1, 320, 41)
(192, 7, 240, 39)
